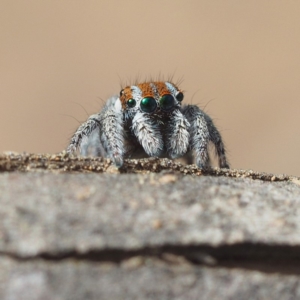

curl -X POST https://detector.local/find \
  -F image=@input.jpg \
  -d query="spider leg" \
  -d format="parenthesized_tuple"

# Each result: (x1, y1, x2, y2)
(131, 111, 163, 157)
(166, 109, 190, 158)
(206, 115, 230, 169)
(67, 96, 125, 167)
(182, 105, 229, 169)
(80, 129, 105, 157)
(66, 113, 103, 155)
(99, 103, 125, 167)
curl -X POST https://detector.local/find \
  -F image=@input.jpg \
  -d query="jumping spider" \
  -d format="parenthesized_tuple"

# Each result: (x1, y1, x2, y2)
(67, 81, 229, 169)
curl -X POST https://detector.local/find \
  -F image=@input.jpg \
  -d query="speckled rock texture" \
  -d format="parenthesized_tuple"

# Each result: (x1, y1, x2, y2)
(0, 152, 300, 300)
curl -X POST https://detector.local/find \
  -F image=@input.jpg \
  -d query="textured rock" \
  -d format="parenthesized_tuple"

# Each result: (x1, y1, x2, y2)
(1, 153, 300, 299)
(1, 257, 300, 300)
(1, 172, 300, 256)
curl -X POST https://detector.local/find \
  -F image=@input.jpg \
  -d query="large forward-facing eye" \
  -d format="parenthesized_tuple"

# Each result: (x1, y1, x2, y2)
(160, 94, 175, 111)
(175, 92, 184, 102)
(140, 97, 157, 113)
(127, 98, 136, 108)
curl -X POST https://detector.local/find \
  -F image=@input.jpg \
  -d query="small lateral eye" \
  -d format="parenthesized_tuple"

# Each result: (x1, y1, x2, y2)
(160, 94, 175, 111)
(127, 98, 136, 108)
(120, 89, 124, 97)
(140, 97, 157, 113)
(176, 92, 184, 102)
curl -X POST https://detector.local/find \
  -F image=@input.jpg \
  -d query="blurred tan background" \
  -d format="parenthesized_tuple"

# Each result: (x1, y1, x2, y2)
(1, 1, 300, 175)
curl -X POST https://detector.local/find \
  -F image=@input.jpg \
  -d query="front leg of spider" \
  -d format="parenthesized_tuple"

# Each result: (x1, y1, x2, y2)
(166, 108, 190, 158)
(182, 105, 229, 170)
(67, 96, 125, 167)
(99, 97, 125, 167)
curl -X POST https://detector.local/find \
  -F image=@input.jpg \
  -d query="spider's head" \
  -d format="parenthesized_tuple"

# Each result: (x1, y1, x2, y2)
(119, 81, 184, 116)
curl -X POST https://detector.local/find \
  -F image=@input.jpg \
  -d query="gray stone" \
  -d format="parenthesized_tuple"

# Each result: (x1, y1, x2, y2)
(1, 153, 300, 299)
(0, 257, 300, 300)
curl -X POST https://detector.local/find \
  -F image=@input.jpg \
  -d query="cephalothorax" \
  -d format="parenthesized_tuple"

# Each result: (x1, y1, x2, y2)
(67, 81, 229, 169)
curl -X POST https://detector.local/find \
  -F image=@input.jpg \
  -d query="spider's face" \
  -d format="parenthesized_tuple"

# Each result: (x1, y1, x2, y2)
(119, 81, 184, 116)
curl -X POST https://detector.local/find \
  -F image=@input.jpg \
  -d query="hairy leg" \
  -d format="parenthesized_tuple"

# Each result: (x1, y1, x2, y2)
(98, 97, 125, 167)
(67, 113, 103, 155)
(182, 105, 229, 169)
(67, 96, 125, 167)
(166, 109, 190, 158)
(81, 129, 105, 157)
(204, 113, 230, 168)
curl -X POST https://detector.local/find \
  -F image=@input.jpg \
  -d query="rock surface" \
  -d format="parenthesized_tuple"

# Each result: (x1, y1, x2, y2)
(0, 153, 300, 299)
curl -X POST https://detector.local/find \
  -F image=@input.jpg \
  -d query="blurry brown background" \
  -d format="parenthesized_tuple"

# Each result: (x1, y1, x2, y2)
(1, 1, 300, 175)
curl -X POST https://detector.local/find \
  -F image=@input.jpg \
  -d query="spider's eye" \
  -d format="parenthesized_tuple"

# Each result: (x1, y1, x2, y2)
(120, 89, 124, 97)
(160, 94, 175, 111)
(176, 92, 184, 102)
(127, 98, 136, 108)
(140, 97, 157, 113)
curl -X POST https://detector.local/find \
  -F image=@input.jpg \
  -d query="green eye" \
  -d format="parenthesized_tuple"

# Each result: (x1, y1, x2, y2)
(127, 98, 136, 108)
(176, 92, 184, 102)
(140, 97, 157, 113)
(160, 94, 175, 111)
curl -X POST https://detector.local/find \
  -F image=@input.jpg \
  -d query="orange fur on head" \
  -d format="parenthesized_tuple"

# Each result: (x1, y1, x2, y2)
(119, 81, 181, 109)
